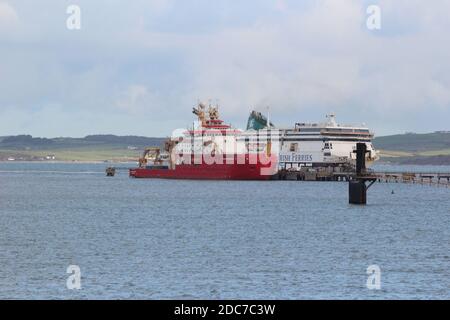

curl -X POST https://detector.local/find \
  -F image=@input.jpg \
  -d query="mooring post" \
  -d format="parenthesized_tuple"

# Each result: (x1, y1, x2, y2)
(355, 142, 366, 175)
(349, 143, 376, 205)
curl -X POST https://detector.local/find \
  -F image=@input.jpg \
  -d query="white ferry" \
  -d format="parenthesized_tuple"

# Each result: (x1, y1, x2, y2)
(247, 112, 379, 170)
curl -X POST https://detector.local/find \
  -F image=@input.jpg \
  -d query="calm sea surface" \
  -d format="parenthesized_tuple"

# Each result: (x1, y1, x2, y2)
(0, 162, 449, 299)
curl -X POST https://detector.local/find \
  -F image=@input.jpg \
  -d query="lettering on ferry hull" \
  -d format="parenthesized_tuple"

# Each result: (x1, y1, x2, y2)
(280, 153, 313, 162)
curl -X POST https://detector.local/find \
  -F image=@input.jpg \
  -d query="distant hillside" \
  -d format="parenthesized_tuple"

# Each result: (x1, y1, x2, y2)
(374, 131, 450, 165)
(384, 155, 450, 165)
(0, 135, 166, 150)
(0, 135, 166, 162)
(373, 132, 450, 152)
(2, 132, 450, 164)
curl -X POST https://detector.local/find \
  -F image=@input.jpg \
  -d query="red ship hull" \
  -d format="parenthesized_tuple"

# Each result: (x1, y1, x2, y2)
(129, 155, 277, 180)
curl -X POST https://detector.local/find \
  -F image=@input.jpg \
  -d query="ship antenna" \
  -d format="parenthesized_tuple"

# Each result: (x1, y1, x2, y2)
(266, 106, 271, 129)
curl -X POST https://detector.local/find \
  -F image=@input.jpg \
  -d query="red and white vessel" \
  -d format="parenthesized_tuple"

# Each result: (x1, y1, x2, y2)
(129, 103, 277, 180)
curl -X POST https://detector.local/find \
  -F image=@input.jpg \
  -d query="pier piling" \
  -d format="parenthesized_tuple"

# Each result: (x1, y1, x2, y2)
(349, 143, 377, 205)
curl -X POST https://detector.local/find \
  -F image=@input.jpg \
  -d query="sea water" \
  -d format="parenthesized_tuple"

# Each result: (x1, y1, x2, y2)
(0, 162, 449, 299)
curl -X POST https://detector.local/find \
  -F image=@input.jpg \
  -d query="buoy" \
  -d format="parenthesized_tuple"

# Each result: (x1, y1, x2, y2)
(106, 167, 116, 177)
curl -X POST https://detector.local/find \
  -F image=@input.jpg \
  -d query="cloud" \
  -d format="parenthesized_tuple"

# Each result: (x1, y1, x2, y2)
(1, 0, 450, 136)
(181, 0, 450, 133)
(116, 85, 154, 113)
(184, 1, 365, 113)
(275, 0, 288, 12)
(0, 1, 19, 29)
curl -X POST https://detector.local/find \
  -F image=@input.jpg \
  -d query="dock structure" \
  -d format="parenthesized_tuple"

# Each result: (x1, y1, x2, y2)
(274, 168, 450, 187)
(274, 147, 450, 188)
(374, 172, 450, 187)
(275, 143, 449, 204)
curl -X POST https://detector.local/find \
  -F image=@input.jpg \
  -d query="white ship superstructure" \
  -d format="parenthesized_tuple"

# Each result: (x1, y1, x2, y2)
(172, 103, 270, 161)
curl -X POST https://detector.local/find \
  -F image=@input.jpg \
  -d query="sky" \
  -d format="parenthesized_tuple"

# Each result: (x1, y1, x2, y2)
(1, 0, 450, 137)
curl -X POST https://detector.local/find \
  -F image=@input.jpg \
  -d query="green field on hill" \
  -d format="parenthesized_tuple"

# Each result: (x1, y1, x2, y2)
(0, 147, 141, 162)
(373, 132, 450, 165)
(0, 135, 165, 162)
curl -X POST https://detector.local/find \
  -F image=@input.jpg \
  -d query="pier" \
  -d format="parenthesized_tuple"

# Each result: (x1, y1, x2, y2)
(107, 165, 450, 187)
(374, 172, 450, 186)
(274, 169, 450, 187)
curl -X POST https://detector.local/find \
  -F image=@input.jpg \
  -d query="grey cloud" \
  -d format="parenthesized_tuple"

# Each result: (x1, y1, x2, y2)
(1, 0, 450, 137)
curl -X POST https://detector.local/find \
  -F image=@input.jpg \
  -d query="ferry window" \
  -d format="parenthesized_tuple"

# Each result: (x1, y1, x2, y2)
(290, 143, 298, 152)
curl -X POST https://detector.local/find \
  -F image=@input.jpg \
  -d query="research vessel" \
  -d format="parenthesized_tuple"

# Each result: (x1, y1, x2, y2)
(129, 103, 278, 180)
